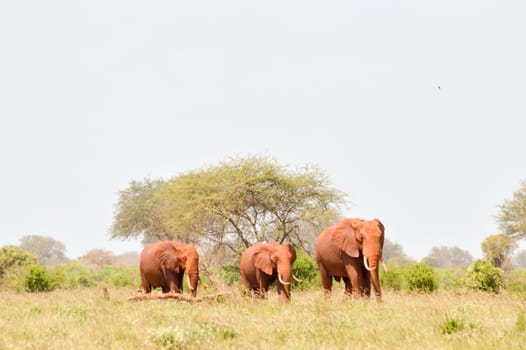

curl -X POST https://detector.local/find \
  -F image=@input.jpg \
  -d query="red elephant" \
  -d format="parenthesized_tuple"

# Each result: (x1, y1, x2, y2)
(139, 240, 199, 297)
(316, 218, 386, 302)
(240, 242, 298, 302)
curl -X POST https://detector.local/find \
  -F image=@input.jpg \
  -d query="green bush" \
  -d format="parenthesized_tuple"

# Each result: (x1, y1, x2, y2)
(404, 263, 437, 293)
(96, 266, 139, 287)
(0, 246, 37, 278)
(24, 265, 57, 292)
(49, 263, 96, 289)
(381, 264, 405, 291)
(219, 264, 241, 286)
(440, 313, 464, 335)
(434, 268, 465, 291)
(465, 259, 503, 293)
(503, 268, 526, 297)
(292, 251, 320, 290)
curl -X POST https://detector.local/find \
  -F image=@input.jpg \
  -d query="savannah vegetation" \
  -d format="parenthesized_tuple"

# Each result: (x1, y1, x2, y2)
(2, 156, 526, 348)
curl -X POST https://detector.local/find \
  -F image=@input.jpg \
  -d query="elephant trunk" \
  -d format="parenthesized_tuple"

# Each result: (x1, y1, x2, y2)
(364, 254, 382, 302)
(186, 261, 199, 298)
(277, 263, 292, 302)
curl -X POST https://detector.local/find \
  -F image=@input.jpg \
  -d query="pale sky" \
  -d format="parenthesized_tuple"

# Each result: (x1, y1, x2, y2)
(1, 1, 525, 260)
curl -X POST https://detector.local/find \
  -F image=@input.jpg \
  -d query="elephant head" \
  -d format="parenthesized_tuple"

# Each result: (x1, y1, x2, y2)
(155, 241, 199, 297)
(253, 242, 297, 301)
(331, 218, 385, 301)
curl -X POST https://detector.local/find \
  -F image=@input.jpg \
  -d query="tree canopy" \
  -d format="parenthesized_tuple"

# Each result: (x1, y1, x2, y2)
(421, 246, 473, 268)
(0, 246, 37, 278)
(79, 249, 115, 268)
(497, 181, 526, 240)
(111, 155, 346, 254)
(110, 178, 167, 245)
(481, 234, 517, 268)
(19, 235, 69, 266)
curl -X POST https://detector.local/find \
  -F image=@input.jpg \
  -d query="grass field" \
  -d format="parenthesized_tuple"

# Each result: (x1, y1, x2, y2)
(1, 286, 525, 349)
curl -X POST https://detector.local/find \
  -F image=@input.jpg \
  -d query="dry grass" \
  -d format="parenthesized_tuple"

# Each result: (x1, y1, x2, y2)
(1, 286, 525, 349)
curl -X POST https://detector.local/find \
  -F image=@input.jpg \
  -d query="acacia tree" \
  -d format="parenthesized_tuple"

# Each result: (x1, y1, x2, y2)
(111, 156, 346, 254)
(79, 249, 115, 268)
(110, 178, 172, 245)
(19, 235, 69, 266)
(422, 246, 473, 268)
(497, 181, 526, 240)
(481, 234, 517, 268)
(382, 240, 405, 261)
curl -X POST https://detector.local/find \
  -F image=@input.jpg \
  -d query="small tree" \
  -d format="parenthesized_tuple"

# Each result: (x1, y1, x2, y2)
(404, 263, 437, 293)
(79, 249, 115, 268)
(465, 259, 503, 293)
(24, 265, 57, 292)
(497, 181, 526, 240)
(19, 235, 69, 266)
(383, 240, 406, 262)
(481, 234, 517, 268)
(110, 178, 169, 244)
(422, 246, 473, 268)
(112, 252, 140, 267)
(0, 246, 37, 278)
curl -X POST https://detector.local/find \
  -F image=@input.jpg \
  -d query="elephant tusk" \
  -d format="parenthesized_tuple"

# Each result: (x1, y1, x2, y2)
(186, 273, 194, 291)
(292, 274, 303, 283)
(381, 258, 388, 273)
(363, 256, 376, 271)
(278, 273, 291, 285)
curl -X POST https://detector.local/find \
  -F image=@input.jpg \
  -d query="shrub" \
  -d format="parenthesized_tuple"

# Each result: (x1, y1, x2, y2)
(434, 268, 465, 291)
(440, 313, 464, 335)
(292, 251, 320, 290)
(404, 263, 437, 293)
(149, 324, 237, 349)
(503, 268, 526, 297)
(465, 259, 503, 293)
(150, 328, 184, 349)
(24, 265, 57, 292)
(49, 263, 97, 289)
(0, 246, 37, 278)
(96, 266, 139, 287)
(219, 264, 240, 286)
(381, 264, 405, 291)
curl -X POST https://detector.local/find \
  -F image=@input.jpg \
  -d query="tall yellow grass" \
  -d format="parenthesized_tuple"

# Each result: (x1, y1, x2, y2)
(0, 286, 525, 349)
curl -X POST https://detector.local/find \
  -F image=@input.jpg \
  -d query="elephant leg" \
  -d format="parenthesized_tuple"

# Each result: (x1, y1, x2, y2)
(318, 264, 333, 299)
(344, 264, 362, 299)
(342, 277, 353, 297)
(255, 270, 267, 298)
(176, 272, 184, 293)
(164, 272, 179, 293)
(140, 273, 151, 294)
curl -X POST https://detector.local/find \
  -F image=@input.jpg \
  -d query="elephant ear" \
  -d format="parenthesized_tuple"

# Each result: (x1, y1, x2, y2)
(373, 218, 385, 249)
(254, 247, 274, 275)
(154, 241, 180, 273)
(284, 242, 297, 264)
(331, 220, 360, 258)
